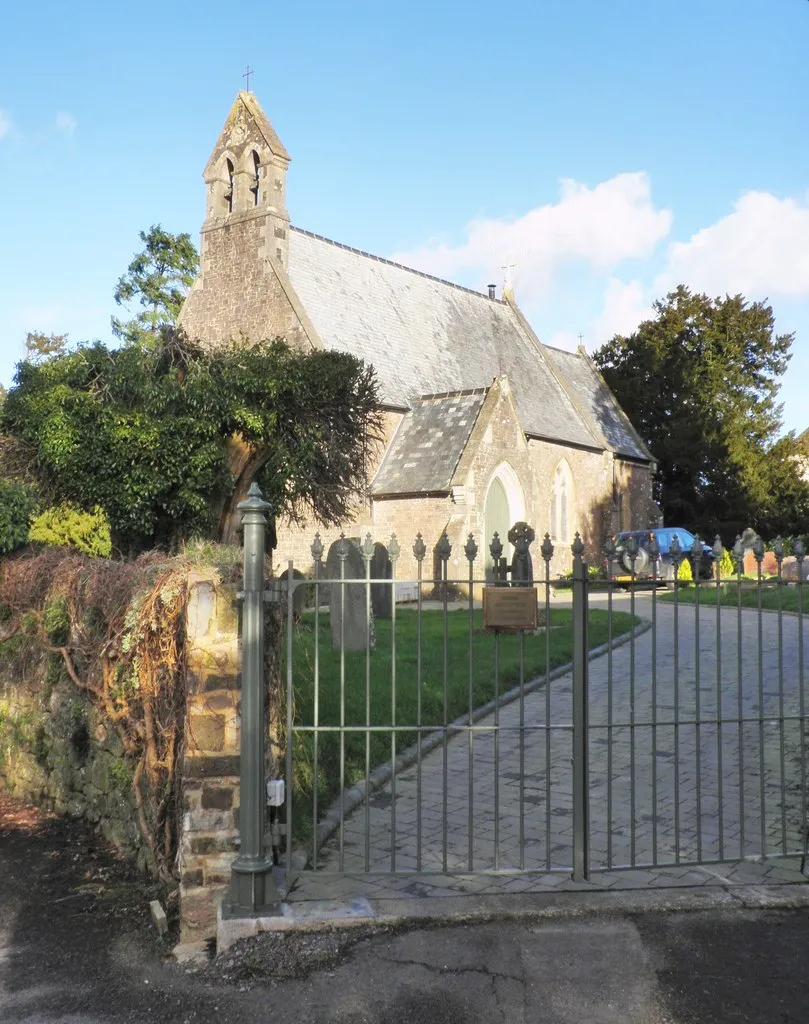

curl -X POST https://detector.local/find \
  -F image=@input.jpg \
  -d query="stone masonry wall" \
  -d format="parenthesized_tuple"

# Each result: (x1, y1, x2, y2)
(177, 571, 243, 943)
(179, 214, 310, 352)
(0, 653, 148, 869)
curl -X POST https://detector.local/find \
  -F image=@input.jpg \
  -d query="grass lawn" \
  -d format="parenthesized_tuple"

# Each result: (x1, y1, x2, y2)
(286, 605, 638, 843)
(658, 581, 808, 614)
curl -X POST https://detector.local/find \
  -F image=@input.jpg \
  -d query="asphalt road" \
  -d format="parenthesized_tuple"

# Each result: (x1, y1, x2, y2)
(3, 793, 809, 1023)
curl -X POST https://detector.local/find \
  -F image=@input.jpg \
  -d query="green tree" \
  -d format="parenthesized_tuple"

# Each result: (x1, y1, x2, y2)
(111, 226, 199, 347)
(24, 332, 68, 363)
(594, 286, 809, 542)
(0, 333, 381, 555)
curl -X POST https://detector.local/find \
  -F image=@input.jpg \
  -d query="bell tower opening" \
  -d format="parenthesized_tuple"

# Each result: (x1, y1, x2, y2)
(250, 150, 260, 207)
(225, 158, 234, 214)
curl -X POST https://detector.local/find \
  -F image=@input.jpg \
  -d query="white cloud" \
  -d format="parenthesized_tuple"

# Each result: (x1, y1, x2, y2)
(55, 111, 77, 137)
(656, 190, 809, 299)
(589, 277, 654, 344)
(392, 172, 673, 305)
(0, 109, 12, 140)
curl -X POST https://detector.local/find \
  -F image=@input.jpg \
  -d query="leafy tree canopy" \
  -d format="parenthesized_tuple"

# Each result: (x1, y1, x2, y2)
(111, 226, 199, 348)
(0, 333, 382, 555)
(25, 332, 68, 363)
(594, 285, 809, 542)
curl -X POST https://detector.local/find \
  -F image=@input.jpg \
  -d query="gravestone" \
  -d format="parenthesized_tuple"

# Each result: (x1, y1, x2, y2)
(371, 542, 393, 619)
(782, 556, 809, 582)
(325, 538, 375, 651)
(742, 547, 778, 577)
(277, 567, 307, 621)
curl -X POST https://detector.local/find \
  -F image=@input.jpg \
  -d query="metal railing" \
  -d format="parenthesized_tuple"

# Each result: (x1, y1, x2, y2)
(227, 490, 808, 913)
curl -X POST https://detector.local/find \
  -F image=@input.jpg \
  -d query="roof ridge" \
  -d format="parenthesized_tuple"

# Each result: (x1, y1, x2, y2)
(543, 342, 584, 356)
(289, 225, 502, 302)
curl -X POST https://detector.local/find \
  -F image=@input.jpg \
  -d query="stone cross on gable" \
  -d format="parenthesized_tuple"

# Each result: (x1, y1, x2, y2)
(501, 262, 516, 301)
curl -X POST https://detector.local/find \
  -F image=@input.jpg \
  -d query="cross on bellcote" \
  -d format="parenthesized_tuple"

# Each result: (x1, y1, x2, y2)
(242, 65, 254, 91)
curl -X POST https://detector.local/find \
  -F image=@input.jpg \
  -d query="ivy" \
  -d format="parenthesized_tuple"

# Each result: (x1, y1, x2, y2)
(0, 480, 38, 554)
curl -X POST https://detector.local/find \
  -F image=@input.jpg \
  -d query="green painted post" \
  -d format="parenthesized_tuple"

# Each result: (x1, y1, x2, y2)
(571, 533, 590, 881)
(227, 482, 280, 914)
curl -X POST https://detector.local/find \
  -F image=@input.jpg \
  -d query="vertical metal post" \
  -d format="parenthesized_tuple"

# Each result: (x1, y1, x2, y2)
(774, 538, 787, 854)
(389, 534, 400, 870)
(490, 532, 503, 870)
(571, 534, 590, 882)
(671, 535, 682, 862)
(713, 536, 724, 862)
(413, 534, 426, 871)
(734, 536, 746, 859)
(311, 535, 323, 871)
(795, 540, 807, 859)
(285, 560, 294, 872)
(649, 534, 660, 867)
(438, 531, 452, 872)
(465, 534, 478, 872)
(541, 534, 553, 871)
(227, 482, 279, 914)
(754, 535, 766, 856)
(362, 534, 373, 872)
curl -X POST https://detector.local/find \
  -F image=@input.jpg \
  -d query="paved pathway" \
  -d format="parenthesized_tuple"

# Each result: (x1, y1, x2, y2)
(291, 592, 809, 899)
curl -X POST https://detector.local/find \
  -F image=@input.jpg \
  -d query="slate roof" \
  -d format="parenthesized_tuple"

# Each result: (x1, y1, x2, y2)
(371, 390, 487, 496)
(543, 346, 652, 462)
(287, 228, 602, 451)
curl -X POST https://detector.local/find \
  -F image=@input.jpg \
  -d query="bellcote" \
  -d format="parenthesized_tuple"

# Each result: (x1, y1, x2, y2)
(201, 92, 291, 263)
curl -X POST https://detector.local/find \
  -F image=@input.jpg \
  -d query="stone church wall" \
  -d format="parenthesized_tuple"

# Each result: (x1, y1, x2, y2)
(179, 213, 309, 351)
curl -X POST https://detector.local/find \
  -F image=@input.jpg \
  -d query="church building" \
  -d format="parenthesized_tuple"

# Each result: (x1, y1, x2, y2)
(178, 91, 657, 581)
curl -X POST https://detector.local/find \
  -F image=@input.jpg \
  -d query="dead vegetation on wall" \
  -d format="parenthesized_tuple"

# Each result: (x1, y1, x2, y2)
(0, 548, 216, 882)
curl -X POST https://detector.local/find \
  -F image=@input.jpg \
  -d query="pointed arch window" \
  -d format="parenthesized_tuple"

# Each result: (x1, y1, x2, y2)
(551, 460, 574, 543)
(250, 150, 260, 206)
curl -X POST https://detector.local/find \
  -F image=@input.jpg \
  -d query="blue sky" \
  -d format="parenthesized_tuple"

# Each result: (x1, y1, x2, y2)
(1, 0, 807, 433)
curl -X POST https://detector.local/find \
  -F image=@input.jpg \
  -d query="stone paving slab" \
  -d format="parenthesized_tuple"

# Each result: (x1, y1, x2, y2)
(285, 857, 807, 904)
(219, 859, 809, 950)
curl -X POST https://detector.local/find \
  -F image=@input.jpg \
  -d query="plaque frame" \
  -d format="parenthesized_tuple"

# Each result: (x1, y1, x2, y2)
(482, 586, 538, 631)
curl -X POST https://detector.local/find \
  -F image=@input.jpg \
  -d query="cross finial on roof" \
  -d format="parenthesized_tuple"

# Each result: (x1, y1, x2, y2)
(577, 333, 584, 345)
(242, 65, 254, 91)
(501, 262, 516, 303)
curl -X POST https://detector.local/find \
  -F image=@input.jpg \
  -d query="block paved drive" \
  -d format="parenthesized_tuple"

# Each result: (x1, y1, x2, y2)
(292, 590, 809, 897)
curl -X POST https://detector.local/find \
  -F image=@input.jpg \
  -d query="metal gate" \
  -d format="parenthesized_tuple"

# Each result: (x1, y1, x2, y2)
(228, 485, 808, 913)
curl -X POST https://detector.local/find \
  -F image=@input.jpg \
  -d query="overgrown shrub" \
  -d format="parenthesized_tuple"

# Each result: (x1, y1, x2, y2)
(0, 547, 201, 881)
(0, 480, 38, 554)
(28, 503, 112, 558)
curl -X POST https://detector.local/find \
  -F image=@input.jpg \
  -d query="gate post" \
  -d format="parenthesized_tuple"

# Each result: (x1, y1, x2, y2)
(226, 482, 280, 915)
(571, 533, 590, 881)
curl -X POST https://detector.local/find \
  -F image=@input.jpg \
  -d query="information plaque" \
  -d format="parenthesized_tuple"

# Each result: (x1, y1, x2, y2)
(483, 587, 538, 631)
